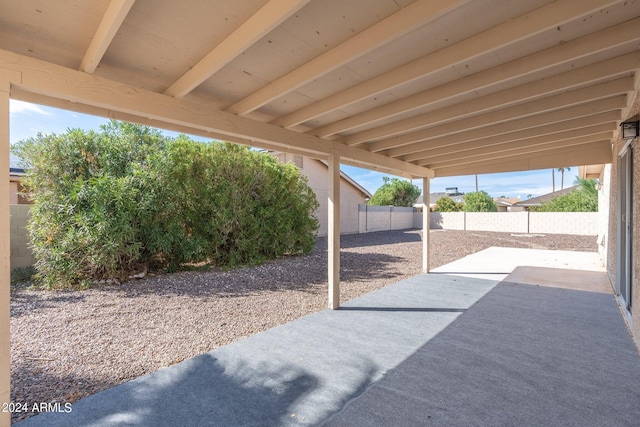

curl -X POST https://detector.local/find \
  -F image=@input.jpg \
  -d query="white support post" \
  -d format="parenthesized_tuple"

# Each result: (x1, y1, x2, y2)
(422, 177, 430, 273)
(0, 80, 10, 427)
(328, 154, 340, 309)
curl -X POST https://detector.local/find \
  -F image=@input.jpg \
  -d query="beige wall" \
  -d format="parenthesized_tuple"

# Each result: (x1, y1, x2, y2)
(605, 103, 640, 348)
(426, 211, 598, 235)
(10, 204, 35, 270)
(359, 205, 414, 233)
(275, 153, 368, 236)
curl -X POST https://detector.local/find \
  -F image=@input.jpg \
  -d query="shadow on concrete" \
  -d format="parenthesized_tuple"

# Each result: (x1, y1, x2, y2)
(17, 349, 380, 427)
(324, 282, 640, 426)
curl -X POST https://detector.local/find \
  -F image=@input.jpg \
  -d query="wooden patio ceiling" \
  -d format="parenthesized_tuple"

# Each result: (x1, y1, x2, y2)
(2, 0, 640, 178)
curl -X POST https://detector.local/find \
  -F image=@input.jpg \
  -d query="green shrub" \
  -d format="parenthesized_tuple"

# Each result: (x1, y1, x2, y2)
(370, 177, 421, 207)
(463, 191, 497, 212)
(434, 197, 463, 212)
(12, 121, 318, 288)
(533, 179, 598, 212)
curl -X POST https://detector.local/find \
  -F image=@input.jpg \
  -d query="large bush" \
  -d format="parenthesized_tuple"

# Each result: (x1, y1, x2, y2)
(12, 121, 318, 288)
(533, 179, 598, 212)
(370, 177, 421, 207)
(463, 191, 497, 212)
(434, 197, 463, 212)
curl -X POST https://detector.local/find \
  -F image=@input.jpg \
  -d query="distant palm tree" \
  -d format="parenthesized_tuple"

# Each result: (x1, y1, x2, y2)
(557, 167, 571, 190)
(552, 169, 555, 192)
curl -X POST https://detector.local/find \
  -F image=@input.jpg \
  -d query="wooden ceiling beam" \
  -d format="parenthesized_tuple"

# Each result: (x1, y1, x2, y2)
(370, 76, 633, 156)
(350, 52, 639, 147)
(164, 0, 309, 98)
(311, 16, 640, 138)
(404, 115, 619, 163)
(432, 141, 612, 177)
(1, 49, 432, 178)
(79, 0, 135, 73)
(227, 0, 468, 116)
(418, 129, 614, 168)
(374, 97, 624, 157)
(273, 0, 620, 129)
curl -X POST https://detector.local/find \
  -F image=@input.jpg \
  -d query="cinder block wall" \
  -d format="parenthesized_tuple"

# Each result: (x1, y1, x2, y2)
(417, 211, 598, 235)
(529, 212, 599, 235)
(466, 212, 529, 233)
(10, 204, 35, 270)
(428, 211, 465, 230)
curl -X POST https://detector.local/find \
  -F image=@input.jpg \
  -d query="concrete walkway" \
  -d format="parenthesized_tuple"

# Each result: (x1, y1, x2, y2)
(17, 248, 640, 426)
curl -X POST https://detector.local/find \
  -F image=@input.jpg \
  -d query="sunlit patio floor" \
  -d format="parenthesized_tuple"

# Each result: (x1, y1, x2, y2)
(17, 247, 640, 426)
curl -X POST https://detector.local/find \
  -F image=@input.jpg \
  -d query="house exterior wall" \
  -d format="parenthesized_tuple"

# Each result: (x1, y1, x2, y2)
(606, 124, 640, 349)
(276, 153, 367, 236)
(9, 180, 18, 205)
(634, 139, 640, 349)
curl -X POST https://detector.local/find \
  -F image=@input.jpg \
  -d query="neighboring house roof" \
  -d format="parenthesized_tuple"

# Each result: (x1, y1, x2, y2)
(494, 197, 521, 206)
(316, 160, 372, 199)
(417, 193, 464, 206)
(266, 150, 372, 199)
(516, 186, 577, 207)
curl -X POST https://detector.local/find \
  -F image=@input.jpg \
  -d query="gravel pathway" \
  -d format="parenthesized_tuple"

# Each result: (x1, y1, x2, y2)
(10, 229, 597, 423)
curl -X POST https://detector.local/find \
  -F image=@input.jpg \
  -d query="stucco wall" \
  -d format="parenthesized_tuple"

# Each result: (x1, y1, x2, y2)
(634, 139, 640, 349)
(276, 153, 368, 237)
(606, 129, 639, 349)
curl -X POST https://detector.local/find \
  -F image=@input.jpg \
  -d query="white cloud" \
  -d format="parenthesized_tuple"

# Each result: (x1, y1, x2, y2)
(10, 100, 51, 115)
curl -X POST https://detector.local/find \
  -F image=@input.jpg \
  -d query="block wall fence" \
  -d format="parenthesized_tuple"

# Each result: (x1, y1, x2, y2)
(10, 205, 598, 271)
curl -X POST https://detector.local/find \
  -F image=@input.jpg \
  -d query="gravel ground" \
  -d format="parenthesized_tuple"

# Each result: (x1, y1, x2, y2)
(10, 229, 597, 423)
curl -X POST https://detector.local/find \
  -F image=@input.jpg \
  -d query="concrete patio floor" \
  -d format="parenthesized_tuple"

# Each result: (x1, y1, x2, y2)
(17, 247, 640, 426)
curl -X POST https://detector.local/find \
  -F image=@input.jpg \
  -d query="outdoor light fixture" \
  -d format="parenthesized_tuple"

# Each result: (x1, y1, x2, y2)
(620, 117, 640, 139)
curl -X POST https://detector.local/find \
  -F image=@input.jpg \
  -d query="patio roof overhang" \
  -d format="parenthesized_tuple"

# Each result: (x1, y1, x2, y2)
(2, 1, 640, 421)
(1, 0, 639, 177)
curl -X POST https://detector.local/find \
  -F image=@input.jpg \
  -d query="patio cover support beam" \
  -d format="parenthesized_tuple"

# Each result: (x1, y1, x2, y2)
(0, 77, 10, 427)
(422, 177, 430, 274)
(328, 154, 341, 309)
(0, 49, 433, 180)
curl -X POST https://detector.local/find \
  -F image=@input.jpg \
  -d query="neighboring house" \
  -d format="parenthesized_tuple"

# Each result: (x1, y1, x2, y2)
(514, 186, 577, 211)
(9, 155, 31, 205)
(494, 197, 523, 212)
(416, 189, 465, 210)
(270, 152, 372, 236)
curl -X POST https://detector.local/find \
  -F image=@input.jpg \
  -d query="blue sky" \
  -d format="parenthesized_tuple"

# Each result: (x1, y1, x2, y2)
(9, 100, 579, 199)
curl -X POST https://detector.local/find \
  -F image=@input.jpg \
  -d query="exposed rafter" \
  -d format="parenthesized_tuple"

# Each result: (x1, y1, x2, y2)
(79, 0, 135, 73)
(226, 0, 472, 116)
(432, 141, 612, 177)
(311, 16, 640, 139)
(375, 97, 625, 158)
(164, 0, 310, 98)
(423, 133, 613, 169)
(271, 0, 620, 129)
(349, 53, 639, 148)
(1, 49, 433, 178)
(404, 113, 620, 163)
(416, 123, 615, 166)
